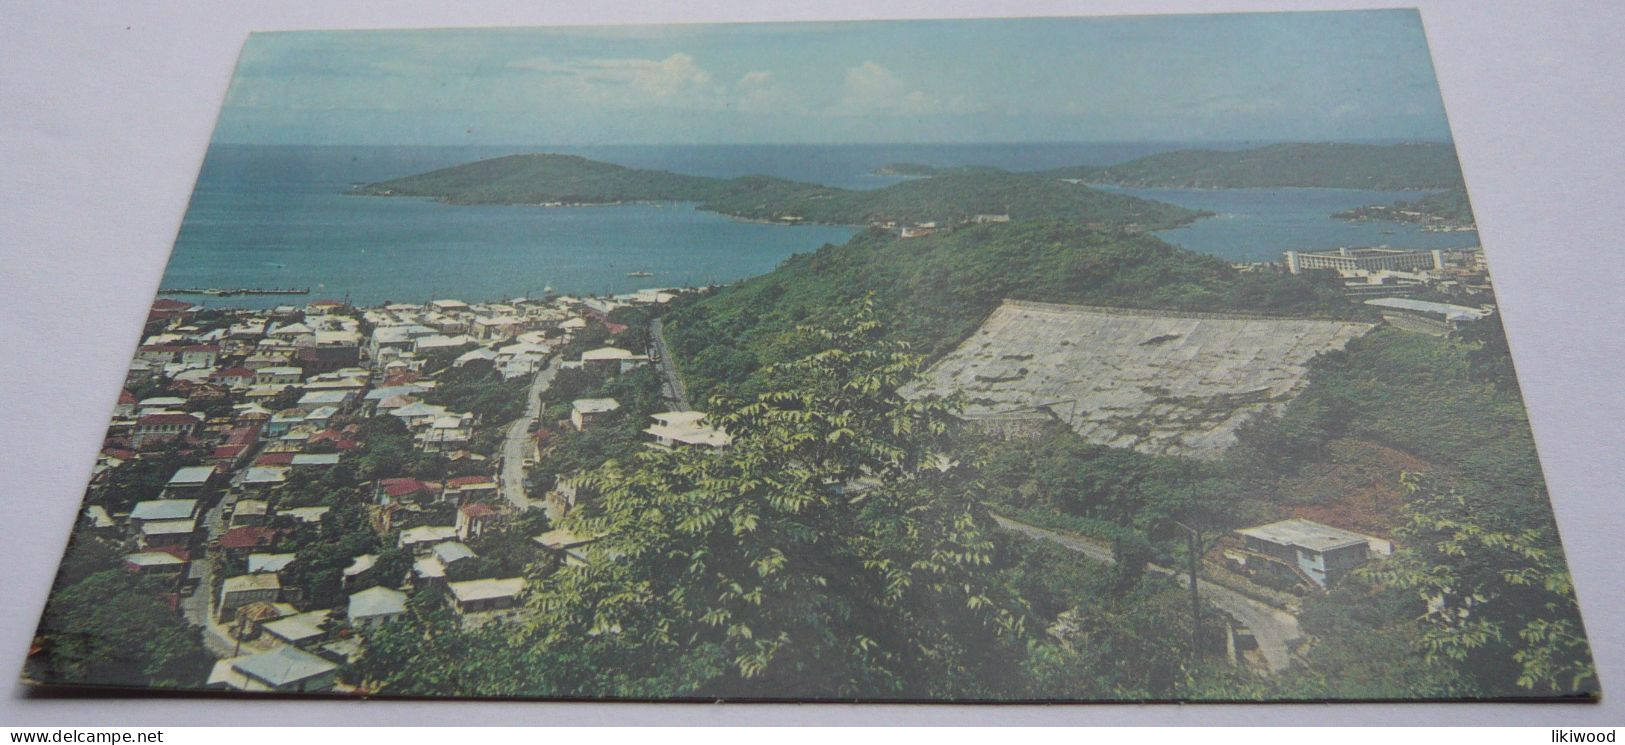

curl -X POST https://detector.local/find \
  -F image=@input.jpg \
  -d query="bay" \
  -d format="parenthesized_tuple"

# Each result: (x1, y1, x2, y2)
(158, 143, 1476, 308)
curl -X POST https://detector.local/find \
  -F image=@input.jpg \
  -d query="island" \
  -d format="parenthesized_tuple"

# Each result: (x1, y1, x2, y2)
(352, 153, 1207, 231)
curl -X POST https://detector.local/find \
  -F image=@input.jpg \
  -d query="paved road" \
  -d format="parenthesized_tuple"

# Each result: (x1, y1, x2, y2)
(991, 513, 1301, 674)
(649, 317, 691, 411)
(499, 355, 560, 518)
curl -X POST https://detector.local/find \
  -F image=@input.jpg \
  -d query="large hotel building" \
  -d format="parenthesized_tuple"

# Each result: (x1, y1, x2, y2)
(1284, 247, 1445, 274)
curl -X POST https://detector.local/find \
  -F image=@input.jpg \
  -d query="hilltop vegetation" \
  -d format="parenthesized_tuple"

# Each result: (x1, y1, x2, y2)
(1044, 143, 1466, 190)
(1334, 186, 1476, 228)
(354, 153, 1204, 230)
(662, 221, 1364, 402)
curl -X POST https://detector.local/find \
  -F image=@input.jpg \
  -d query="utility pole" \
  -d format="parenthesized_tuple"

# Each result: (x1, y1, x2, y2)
(1173, 520, 1202, 663)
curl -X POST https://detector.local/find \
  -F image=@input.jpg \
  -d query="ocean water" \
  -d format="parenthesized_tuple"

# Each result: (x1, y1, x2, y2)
(158, 143, 1477, 308)
(1099, 184, 1480, 263)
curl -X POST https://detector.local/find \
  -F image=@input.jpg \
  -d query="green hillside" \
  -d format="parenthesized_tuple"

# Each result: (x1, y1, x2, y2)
(662, 221, 1366, 401)
(1334, 186, 1476, 227)
(1045, 142, 1465, 190)
(699, 169, 1204, 228)
(354, 153, 1204, 230)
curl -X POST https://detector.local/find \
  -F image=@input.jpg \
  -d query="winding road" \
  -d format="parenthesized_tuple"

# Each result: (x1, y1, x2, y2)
(499, 354, 561, 519)
(991, 513, 1302, 674)
(649, 317, 691, 411)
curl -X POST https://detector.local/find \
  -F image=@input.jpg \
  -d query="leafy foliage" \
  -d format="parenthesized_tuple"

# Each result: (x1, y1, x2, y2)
(1361, 473, 1596, 697)
(33, 571, 211, 689)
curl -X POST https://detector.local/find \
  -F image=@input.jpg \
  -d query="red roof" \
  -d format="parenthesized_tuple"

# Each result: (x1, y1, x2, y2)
(102, 447, 135, 460)
(446, 475, 495, 488)
(211, 444, 248, 460)
(118, 390, 137, 404)
(605, 321, 629, 335)
(253, 452, 296, 467)
(138, 413, 198, 427)
(223, 426, 260, 445)
(460, 503, 499, 519)
(379, 477, 429, 498)
(218, 526, 276, 550)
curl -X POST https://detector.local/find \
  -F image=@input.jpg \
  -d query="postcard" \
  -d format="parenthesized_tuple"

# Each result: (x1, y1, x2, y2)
(24, 10, 1598, 702)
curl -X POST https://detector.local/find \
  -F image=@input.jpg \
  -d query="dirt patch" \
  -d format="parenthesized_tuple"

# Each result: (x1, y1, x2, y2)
(1277, 438, 1434, 537)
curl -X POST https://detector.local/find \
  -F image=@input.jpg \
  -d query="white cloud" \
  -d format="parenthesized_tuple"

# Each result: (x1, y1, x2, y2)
(727, 70, 799, 114)
(833, 61, 978, 116)
(510, 52, 719, 106)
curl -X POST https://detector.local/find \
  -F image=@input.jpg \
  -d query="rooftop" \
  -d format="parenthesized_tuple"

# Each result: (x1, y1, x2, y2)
(1236, 518, 1374, 554)
(131, 499, 198, 522)
(348, 585, 407, 619)
(232, 646, 337, 688)
(572, 398, 621, 414)
(448, 577, 525, 604)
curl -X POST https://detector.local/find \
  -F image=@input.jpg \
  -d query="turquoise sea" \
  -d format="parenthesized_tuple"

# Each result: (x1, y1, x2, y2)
(158, 143, 1480, 308)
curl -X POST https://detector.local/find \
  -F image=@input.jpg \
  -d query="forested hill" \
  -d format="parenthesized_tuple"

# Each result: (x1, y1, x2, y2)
(662, 220, 1367, 401)
(353, 153, 1204, 230)
(1043, 142, 1466, 190)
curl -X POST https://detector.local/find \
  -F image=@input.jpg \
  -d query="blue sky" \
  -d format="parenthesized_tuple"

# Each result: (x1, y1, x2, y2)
(215, 10, 1454, 146)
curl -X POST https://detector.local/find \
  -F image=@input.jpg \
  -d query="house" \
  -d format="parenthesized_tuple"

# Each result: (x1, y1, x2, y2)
(297, 389, 354, 411)
(265, 408, 307, 437)
(376, 477, 432, 504)
(138, 519, 197, 550)
(114, 390, 138, 419)
(643, 411, 731, 449)
(291, 453, 342, 468)
(532, 528, 596, 551)
(419, 416, 472, 452)
(207, 646, 339, 693)
(455, 502, 499, 542)
(580, 346, 650, 376)
(161, 465, 216, 498)
(129, 498, 200, 529)
(218, 573, 282, 621)
(178, 344, 220, 368)
(444, 475, 497, 501)
(240, 466, 290, 494)
(341, 553, 377, 589)
(446, 577, 525, 628)
(347, 586, 408, 629)
(1233, 518, 1388, 589)
(398, 525, 459, 553)
(229, 499, 271, 527)
(262, 609, 332, 648)
(217, 525, 278, 558)
(131, 412, 199, 449)
(570, 398, 621, 431)
(246, 552, 297, 574)
(430, 541, 478, 570)
(122, 551, 187, 577)
(255, 366, 304, 386)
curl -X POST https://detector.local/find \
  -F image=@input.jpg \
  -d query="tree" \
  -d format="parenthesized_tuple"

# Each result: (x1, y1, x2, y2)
(506, 298, 1030, 699)
(33, 570, 210, 688)
(1362, 473, 1597, 697)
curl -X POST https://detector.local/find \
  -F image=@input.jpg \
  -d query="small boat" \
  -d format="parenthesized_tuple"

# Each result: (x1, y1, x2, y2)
(627, 271, 654, 277)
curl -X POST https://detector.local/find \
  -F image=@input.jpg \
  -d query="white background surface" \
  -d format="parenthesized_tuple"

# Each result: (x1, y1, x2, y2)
(2, 0, 1621, 727)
